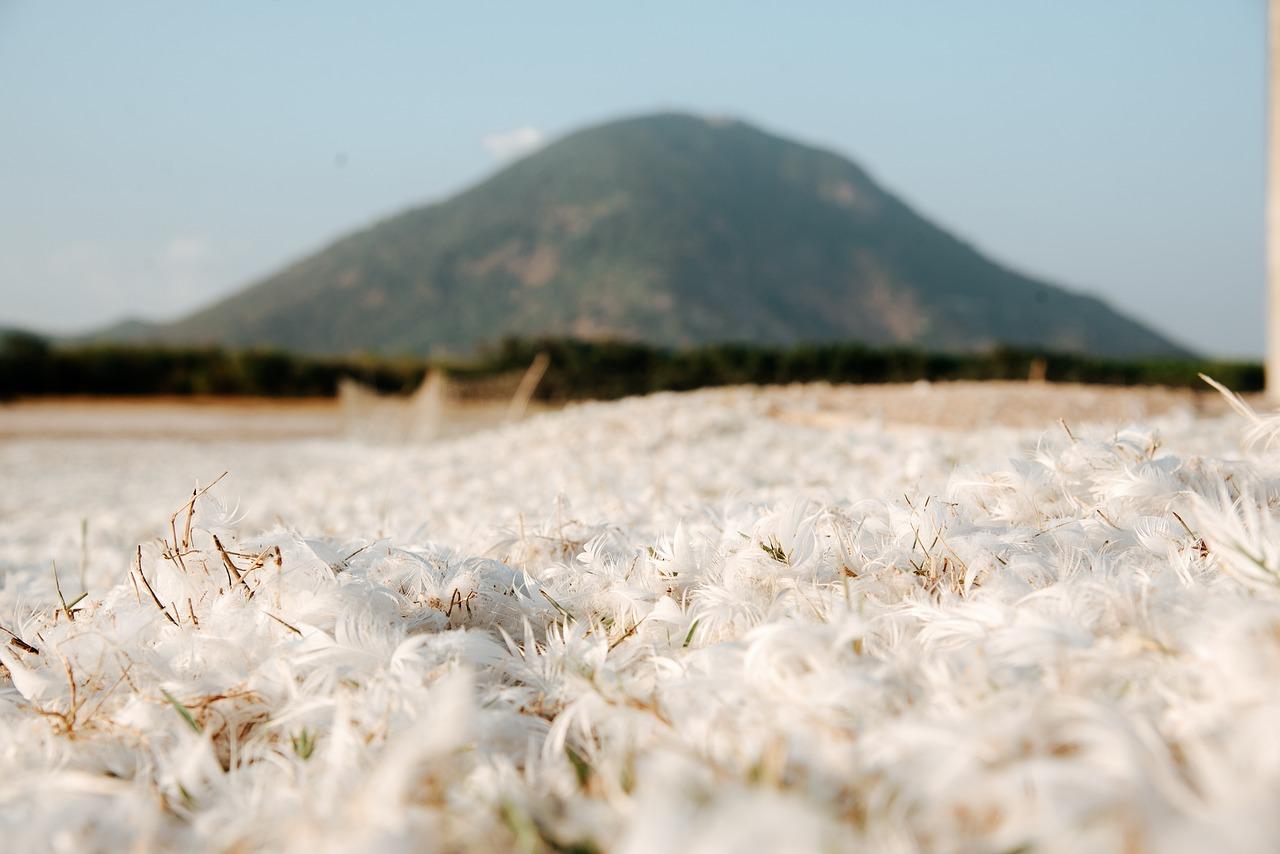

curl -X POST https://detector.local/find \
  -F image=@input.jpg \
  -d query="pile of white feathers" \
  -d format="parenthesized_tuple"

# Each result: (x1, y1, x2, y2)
(2, 384, 1280, 853)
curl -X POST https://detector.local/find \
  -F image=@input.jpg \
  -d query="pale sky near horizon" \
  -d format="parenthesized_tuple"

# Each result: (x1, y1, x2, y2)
(0, 1, 1266, 356)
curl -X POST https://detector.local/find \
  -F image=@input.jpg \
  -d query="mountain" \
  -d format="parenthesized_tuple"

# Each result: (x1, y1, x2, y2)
(109, 113, 1190, 358)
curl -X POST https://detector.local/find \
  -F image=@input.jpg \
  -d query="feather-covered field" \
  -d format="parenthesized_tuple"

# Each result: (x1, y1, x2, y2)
(0, 384, 1276, 852)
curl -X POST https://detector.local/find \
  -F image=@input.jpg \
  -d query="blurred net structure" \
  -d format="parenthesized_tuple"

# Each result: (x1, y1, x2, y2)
(338, 352, 550, 442)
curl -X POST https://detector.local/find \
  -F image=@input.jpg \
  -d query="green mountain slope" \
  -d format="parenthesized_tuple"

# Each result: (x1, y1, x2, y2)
(117, 113, 1190, 357)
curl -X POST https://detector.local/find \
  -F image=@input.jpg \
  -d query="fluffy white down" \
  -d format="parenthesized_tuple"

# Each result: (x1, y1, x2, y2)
(0, 385, 1277, 852)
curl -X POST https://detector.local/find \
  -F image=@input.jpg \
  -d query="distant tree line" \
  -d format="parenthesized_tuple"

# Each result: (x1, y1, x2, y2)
(0, 330, 1262, 401)
(451, 337, 1263, 399)
(0, 331, 426, 399)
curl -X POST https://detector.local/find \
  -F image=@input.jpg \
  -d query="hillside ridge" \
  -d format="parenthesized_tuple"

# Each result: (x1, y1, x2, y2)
(104, 112, 1190, 358)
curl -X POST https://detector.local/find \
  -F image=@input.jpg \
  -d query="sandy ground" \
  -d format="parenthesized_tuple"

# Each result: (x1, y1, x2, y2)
(0, 381, 1246, 440)
(0, 396, 343, 440)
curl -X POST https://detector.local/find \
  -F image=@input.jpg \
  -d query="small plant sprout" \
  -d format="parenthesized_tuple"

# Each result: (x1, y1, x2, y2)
(291, 729, 315, 760)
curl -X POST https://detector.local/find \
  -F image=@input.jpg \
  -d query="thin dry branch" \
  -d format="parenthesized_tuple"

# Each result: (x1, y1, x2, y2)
(0, 625, 39, 655)
(135, 547, 179, 626)
(212, 535, 254, 599)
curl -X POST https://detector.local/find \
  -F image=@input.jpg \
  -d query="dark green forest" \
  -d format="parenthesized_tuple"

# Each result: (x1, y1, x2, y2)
(0, 331, 1261, 402)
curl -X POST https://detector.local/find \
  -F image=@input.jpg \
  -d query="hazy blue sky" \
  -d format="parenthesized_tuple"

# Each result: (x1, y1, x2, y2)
(0, 1, 1265, 355)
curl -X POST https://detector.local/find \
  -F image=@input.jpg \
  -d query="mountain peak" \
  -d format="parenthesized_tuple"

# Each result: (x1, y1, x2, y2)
(110, 112, 1189, 358)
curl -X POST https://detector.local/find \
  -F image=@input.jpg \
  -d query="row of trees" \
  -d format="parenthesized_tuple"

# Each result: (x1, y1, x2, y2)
(455, 337, 1263, 399)
(0, 331, 1263, 401)
(0, 332, 425, 398)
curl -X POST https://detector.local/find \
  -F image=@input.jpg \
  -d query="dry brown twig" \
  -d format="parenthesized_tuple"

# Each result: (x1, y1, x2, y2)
(265, 612, 302, 636)
(212, 535, 255, 599)
(135, 546, 179, 627)
(77, 660, 133, 731)
(51, 562, 86, 622)
(0, 625, 39, 655)
(164, 472, 229, 573)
